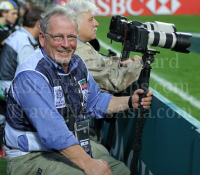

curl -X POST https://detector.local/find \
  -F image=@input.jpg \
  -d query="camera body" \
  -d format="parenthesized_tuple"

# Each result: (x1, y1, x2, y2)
(107, 15, 191, 54)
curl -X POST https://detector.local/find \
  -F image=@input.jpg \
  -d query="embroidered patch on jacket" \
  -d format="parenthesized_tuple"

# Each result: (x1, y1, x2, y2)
(78, 79, 88, 90)
(78, 79, 88, 106)
(54, 86, 65, 108)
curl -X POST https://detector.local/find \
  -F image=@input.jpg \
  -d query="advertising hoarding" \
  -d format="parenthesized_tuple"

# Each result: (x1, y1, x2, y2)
(91, 0, 200, 16)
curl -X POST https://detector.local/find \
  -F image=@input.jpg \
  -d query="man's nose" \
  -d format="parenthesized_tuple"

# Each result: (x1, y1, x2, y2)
(94, 19, 99, 27)
(61, 37, 70, 47)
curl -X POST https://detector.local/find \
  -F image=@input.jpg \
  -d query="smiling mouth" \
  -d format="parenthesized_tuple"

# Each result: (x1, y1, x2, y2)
(57, 50, 71, 53)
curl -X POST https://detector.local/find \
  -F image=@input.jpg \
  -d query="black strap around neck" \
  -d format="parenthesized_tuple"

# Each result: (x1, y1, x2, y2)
(28, 37, 38, 49)
(51, 67, 86, 131)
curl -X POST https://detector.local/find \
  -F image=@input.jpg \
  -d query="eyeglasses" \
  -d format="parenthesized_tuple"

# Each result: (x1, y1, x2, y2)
(44, 33, 77, 42)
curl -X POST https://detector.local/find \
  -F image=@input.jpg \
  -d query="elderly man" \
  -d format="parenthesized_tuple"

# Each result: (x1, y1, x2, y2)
(4, 6, 152, 175)
(65, 0, 143, 93)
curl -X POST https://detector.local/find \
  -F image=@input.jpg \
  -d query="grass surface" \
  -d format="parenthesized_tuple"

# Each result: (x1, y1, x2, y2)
(0, 159, 7, 175)
(96, 15, 200, 120)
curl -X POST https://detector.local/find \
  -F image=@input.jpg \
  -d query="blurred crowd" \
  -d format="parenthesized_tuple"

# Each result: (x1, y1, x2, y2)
(0, 0, 44, 157)
(0, 0, 39, 50)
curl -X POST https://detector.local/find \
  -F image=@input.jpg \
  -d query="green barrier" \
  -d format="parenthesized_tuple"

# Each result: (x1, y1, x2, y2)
(101, 87, 200, 175)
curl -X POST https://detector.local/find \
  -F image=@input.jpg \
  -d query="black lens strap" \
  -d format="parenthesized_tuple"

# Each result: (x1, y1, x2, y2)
(53, 71, 75, 131)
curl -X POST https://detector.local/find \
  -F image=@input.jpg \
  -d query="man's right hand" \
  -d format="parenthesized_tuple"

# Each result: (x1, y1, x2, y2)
(60, 145, 112, 175)
(120, 55, 142, 65)
(83, 159, 113, 175)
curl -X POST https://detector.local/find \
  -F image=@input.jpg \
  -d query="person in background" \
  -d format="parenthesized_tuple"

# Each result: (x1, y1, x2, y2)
(65, 0, 144, 143)
(0, 0, 18, 53)
(65, 0, 143, 93)
(0, 0, 18, 156)
(4, 6, 153, 175)
(0, 5, 46, 100)
(0, 6, 45, 155)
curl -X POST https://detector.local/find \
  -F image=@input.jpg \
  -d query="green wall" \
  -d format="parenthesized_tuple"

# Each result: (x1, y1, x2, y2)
(101, 87, 200, 175)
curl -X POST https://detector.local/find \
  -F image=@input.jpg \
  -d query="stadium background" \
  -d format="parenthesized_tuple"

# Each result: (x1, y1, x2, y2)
(0, 0, 199, 174)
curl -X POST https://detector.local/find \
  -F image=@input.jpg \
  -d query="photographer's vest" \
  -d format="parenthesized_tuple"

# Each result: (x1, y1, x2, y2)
(4, 49, 89, 156)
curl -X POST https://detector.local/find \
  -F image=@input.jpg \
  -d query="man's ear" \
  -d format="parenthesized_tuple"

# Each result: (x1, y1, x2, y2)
(35, 20, 40, 29)
(39, 31, 45, 47)
(1, 10, 8, 17)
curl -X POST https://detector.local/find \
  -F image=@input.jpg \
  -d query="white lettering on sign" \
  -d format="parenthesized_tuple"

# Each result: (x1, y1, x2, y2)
(97, 0, 110, 16)
(111, 0, 126, 15)
(126, 0, 143, 15)
(93, 0, 181, 16)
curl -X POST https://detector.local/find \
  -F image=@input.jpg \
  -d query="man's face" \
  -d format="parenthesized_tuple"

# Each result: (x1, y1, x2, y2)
(5, 9, 18, 24)
(78, 11, 99, 43)
(39, 15, 77, 65)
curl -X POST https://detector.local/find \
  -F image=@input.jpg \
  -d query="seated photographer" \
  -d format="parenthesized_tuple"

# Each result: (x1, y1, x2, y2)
(4, 6, 153, 175)
(64, 0, 143, 93)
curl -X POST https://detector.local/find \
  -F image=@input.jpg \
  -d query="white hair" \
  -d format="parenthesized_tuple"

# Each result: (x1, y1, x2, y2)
(63, 0, 98, 25)
(40, 5, 78, 34)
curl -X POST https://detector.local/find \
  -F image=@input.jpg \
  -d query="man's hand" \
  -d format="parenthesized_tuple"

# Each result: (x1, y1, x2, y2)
(120, 55, 142, 65)
(83, 159, 113, 175)
(107, 89, 153, 113)
(60, 145, 112, 175)
(132, 89, 153, 109)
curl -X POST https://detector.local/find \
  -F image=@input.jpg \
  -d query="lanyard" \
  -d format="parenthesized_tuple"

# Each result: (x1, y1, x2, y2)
(52, 68, 87, 131)
(52, 67, 92, 157)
